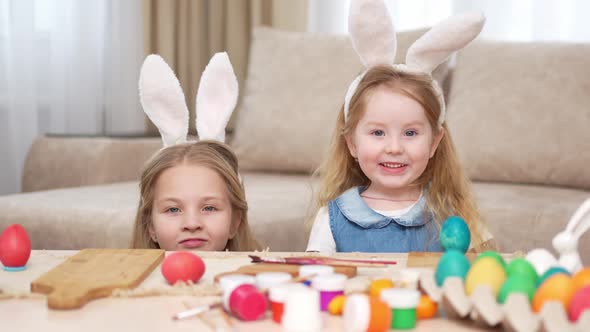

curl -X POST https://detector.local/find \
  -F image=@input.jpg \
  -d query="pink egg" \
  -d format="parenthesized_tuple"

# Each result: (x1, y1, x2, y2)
(161, 252, 205, 285)
(569, 285, 590, 322)
(0, 224, 32, 271)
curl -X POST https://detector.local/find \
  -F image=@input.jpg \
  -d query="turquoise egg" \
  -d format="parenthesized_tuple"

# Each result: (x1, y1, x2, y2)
(537, 266, 570, 287)
(475, 251, 506, 269)
(498, 275, 536, 304)
(435, 249, 471, 286)
(506, 258, 537, 285)
(440, 216, 471, 253)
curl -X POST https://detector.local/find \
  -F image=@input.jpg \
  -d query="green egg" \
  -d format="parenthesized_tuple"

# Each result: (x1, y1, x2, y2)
(506, 258, 538, 285)
(475, 251, 506, 269)
(435, 249, 471, 286)
(498, 275, 536, 304)
(537, 266, 570, 287)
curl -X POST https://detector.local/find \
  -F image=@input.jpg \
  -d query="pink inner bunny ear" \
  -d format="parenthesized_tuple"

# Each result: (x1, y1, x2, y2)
(406, 12, 485, 73)
(139, 54, 189, 147)
(349, 0, 397, 68)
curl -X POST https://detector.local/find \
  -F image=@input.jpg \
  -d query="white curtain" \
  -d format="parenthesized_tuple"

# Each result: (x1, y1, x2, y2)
(307, 0, 590, 42)
(0, 0, 144, 195)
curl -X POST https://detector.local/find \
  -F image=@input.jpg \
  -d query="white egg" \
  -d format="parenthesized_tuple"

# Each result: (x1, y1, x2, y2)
(525, 248, 557, 276)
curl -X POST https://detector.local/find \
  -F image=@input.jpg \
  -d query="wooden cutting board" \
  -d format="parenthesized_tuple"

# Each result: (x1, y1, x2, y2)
(31, 249, 164, 310)
(214, 263, 357, 282)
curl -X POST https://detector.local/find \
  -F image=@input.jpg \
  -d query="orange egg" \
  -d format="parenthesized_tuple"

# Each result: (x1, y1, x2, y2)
(572, 268, 590, 293)
(417, 295, 438, 319)
(532, 274, 575, 312)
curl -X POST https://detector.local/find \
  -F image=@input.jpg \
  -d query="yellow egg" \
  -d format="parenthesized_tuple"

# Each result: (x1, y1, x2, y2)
(328, 295, 346, 315)
(464, 257, 506, 296)
(532, 274, 575, 312)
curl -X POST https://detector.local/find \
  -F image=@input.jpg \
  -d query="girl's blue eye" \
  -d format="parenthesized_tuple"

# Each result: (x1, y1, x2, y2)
(166, 207, 180, 213)
(405, 130, 417, 137)
(372, 130, 385, 137)
(203, 206, 217, 212)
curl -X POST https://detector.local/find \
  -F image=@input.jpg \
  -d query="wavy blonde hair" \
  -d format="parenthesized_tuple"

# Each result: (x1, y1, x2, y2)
(309, 65, 491, 250)
(130, 141, 260, 251)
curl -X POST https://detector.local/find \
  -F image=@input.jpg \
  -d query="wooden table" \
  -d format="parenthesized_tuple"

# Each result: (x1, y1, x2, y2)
(0, 250, 493, 331)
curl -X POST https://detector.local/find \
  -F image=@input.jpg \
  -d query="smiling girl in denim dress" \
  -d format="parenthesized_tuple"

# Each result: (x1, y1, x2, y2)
(306, 0, 495, 254)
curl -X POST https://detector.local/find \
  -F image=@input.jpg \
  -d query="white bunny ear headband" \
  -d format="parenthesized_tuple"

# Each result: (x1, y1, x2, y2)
(344, 0, 486, 126)
(139, 52, 238, 147)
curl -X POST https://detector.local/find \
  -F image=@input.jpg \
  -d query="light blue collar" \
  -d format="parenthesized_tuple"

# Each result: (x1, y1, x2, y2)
(334, 186, 430, 229)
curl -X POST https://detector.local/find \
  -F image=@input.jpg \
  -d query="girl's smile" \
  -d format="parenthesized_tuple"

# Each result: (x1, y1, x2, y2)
(346, 86, 444, 201)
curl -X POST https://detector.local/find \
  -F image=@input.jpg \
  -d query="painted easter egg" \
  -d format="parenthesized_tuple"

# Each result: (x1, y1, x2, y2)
(506, 258, 537, 285)
(537, 266, 570, 287)
(0, 224, 32, 271)
(416, 294, 438, 319)
(532, 274, 575, 312)
(571, 267, 590, 293)
(161, 251, 205, 285)
(439, 216, 471, 253)
(475, 251, 506, 269)
(465, 257, 506, 296)
(525, 249, 557, 276)
(569, 285, 590, 322)
(435, 249, 470, 286)
(497, 275, 536, 304)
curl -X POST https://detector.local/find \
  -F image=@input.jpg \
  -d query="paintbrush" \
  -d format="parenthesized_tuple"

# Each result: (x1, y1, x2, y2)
(248, 255, 397, 267)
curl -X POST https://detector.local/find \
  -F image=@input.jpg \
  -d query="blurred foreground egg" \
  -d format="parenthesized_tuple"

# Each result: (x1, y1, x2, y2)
(0, 224, 32, 271)
(569, 285, 590, 322)
(498, 275, 536, 304)
(465, 257, 506, 296)
(435, 249, 470, 286)
(161, 251, 205, 285)
(525, 249, 557, 276)
(532, 274, 575, 313)
(439, 216, 471, 253)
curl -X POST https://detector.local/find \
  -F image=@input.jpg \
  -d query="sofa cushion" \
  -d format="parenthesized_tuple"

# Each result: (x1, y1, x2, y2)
(231, 27, 450, 174)
(0, 172, 315, 252)
(474, 181, 590, 258)
(447, 41, 590, 190)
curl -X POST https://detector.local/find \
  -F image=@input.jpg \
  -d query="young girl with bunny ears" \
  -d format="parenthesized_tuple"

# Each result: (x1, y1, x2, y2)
(306, 0, 496, 254)
(130, 53, 259, 251)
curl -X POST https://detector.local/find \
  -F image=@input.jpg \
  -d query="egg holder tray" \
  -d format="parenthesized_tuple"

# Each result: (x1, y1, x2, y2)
(418, 273, 590, 332)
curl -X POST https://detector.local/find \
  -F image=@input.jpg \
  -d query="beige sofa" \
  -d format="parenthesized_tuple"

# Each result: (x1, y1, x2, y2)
(1, 27, 589, 261)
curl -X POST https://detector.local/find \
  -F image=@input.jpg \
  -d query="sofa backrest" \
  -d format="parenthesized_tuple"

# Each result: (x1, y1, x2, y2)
(22, 136, 161, 192)
(447, 41, 590, 190)
(230, 27, 450, 174)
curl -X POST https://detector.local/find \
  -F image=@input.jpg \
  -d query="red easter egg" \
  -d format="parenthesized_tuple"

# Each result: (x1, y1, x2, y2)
(161, 252, 205, 285)
(569, 285, 590, 322)
(0, 224, 32, 269)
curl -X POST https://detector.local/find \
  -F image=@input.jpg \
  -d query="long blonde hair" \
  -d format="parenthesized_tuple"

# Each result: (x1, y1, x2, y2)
(130, 141, 260, 251)
(310, 65, 488, 249)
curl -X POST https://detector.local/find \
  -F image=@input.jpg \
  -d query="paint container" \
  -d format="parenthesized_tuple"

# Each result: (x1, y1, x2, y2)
(380, 288, 420, 329)
(269, 283, 293, 324)
(218, 274, 267, 321)
(255, 272, 292, 290)
(299, 265, 334, 286)
(343, 294, 391, 332)
(282, 284, 322, 332)
(312, 273, 347, 311)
